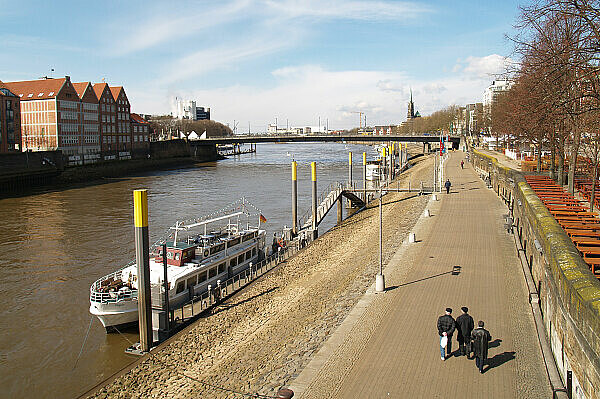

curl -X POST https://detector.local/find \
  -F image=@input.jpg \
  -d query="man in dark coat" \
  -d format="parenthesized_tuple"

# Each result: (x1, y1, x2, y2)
(471, 320, 492, 373)
(456, 306, 475, 357)
(444, 179, 451, 194)
(437, 307, 455, 360)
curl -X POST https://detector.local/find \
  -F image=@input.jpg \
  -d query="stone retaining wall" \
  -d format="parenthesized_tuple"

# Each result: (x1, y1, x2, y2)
(471, 149, 600, 399)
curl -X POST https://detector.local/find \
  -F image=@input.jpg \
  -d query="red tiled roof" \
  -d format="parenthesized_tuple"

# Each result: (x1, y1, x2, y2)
(3, 77, 67, 100)
(109, 86, 123, 100)
(130, 113, 149, 124)
(92, 82, 111, 100)
(72, 82, 90, 98)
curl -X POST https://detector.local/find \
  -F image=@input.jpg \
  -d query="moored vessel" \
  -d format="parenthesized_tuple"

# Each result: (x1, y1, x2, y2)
(89, 199, 266, 331)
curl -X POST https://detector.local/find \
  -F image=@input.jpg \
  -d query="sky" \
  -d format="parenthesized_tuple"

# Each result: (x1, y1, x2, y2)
(0, 0, 523, 131)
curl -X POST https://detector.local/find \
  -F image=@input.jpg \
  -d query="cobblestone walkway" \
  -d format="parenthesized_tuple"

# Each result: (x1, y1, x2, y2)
(290, 151, 552, 399)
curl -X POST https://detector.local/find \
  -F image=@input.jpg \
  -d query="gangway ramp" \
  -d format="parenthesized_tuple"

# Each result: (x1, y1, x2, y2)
(299, 183, 365, 231)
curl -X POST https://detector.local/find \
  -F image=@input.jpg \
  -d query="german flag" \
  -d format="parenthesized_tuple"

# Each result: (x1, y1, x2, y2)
(259, 214, 267, 223)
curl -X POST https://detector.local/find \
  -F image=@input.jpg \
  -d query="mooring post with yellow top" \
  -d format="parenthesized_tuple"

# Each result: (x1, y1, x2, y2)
(390, 143, 395, 180)
(133, 189, 153, 353)
(388, 142, 394, 184)
(291, 161, 298, 235)
(348, 151, 353, 188)
(311, 162, 318, 240)
(362, 152, 367, 201)
(381, 146, 386, 189)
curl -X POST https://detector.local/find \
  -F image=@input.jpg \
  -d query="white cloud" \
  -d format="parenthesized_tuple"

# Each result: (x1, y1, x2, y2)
(262, 0, 430, 21)
(129, 54, 506, 131)
(453, 54, 512, 80)
(108, 0, 252, 55)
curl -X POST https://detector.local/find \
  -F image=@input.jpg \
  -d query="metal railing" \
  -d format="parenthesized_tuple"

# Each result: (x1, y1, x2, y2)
(168, 244, 300, 320)
(298, 181, 345, 228)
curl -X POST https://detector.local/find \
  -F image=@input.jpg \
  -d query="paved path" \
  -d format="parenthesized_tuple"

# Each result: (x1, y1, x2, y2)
(289, 151, 551, 398)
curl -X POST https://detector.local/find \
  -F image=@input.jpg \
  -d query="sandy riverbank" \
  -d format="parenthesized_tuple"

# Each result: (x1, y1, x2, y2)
(86, 154, 435, 399)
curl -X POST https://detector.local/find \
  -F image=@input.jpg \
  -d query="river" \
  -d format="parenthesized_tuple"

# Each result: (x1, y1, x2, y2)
(0, 142, 383, 399)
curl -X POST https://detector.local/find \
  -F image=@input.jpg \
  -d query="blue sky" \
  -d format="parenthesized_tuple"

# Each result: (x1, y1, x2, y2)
(0, 0, 523, 131)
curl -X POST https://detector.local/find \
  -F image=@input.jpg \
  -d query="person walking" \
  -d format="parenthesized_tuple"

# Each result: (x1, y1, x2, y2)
(437, 307, 456, 360)
(444, 179, 452, 194)
(456, 306, 474, 357)
(460, 160, 464, 169)
(471, 320, 492, 373)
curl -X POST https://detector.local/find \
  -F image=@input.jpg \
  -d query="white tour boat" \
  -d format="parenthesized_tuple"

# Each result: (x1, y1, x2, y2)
(89, 202, 266, 331)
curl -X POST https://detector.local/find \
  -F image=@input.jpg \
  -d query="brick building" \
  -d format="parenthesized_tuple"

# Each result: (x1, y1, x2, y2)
(72, 82, 101, 161)
(92, 83, 117, 153)
(2, 76, 91, 155)
(110, 86, 131, 153)
(130, 113, 150, 151)
(0, 83, 21, 153)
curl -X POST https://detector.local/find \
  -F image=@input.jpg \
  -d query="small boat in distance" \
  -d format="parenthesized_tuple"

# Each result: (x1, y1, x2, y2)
(89, 199, 266, 331)
(366, 160, 385, 181)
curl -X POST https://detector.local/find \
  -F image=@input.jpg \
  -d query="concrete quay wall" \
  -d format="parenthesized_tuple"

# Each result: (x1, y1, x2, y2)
(471, 150, 600, 399)
(0, 140, 219, 192)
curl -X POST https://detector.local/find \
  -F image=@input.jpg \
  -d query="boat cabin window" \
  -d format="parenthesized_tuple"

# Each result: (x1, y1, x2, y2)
(230, 257, 237, 267)
(242, 233, 253, 242)
(198, 271, 207, 283)
(252, 248, 256, 257)
(208, 267, 217, 278)
(246, 250, 252, 260)
(210, 243, 225, 255)
(187, 276, 196, 288)
(176, 281, 185, 294)
(229, 237, 240, 247)
(218, 263, 225, 274)
(238, 254, 244, 264)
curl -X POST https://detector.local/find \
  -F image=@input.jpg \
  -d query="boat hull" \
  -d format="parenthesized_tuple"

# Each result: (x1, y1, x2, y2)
(90, 301, 138, 330)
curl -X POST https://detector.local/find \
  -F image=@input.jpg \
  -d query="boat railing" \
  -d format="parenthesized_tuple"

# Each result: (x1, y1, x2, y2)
(90, 268, 138, 304)
(159, 241, 300, 317)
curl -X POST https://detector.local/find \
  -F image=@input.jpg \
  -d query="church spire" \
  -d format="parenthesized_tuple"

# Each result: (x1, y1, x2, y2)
(407, 88, 415, 120)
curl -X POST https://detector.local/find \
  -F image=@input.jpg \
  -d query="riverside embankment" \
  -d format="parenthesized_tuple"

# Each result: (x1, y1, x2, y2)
(84, 154, 434, 399)
(0, 140, 219, 193)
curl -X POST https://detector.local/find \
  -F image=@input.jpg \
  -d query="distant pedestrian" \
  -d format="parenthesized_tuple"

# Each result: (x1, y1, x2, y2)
(437, 307, 456, 360)
(471, 321, 492, 373)
(444, 179, 452, 194)
(460, 160, 464, 169)
(456, 306, 474, 358)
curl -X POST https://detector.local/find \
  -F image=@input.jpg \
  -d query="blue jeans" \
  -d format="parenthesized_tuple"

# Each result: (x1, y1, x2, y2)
(440, 335, 452, 358)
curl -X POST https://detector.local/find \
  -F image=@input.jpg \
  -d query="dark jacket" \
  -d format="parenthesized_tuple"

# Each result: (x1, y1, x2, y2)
(437, 314, 455, 336)
(456, 313, 474, 342)
(471, 327, 492, 359)
(444, 180, 451, 189)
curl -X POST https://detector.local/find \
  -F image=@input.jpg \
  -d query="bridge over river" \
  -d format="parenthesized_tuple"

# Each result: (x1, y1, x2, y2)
(190, 134, 461, 147)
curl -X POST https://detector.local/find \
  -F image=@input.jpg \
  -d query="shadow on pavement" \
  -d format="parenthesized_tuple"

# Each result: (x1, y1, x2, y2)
(386, 268, 459, 290)
(485, 351, 515, 373)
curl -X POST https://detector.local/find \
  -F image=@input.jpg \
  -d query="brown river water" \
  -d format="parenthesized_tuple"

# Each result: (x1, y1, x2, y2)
(0, 142, 381, 399)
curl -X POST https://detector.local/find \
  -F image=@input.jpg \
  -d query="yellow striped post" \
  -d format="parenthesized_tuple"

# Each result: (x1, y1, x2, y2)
(291, 161, 298, 235)
(348, 151, 353, 188)
(311, 162, 318, 239)
(363, 152, 367, 201)
(134, 189, 152, 352)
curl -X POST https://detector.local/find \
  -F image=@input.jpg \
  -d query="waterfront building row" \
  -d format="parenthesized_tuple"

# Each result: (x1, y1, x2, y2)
(0, 76, 150, 160)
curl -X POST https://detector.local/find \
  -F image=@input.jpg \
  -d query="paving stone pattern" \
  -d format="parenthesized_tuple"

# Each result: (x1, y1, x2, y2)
(293, 152, 551, 399)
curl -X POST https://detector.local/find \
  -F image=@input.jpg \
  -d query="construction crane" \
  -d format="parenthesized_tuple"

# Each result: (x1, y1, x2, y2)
(351, 111, 365, 131)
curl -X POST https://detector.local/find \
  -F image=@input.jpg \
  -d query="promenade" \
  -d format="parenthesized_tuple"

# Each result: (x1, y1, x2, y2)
(290, 151, 552, 398)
